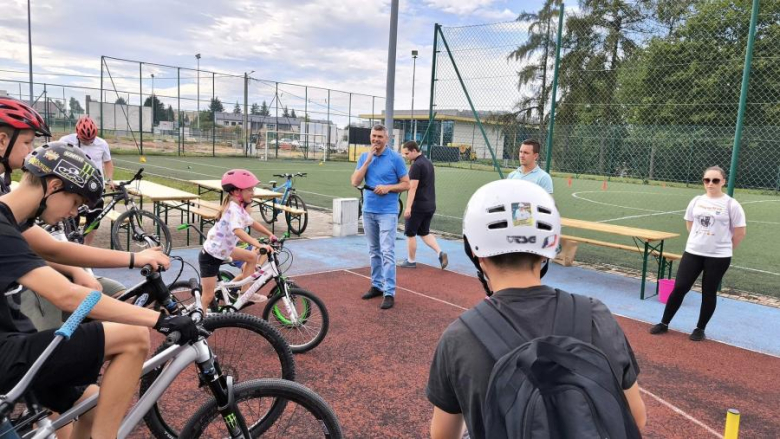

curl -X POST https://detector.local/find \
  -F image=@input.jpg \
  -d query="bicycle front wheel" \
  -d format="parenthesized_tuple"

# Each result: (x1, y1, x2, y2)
(141, 313, 296, 439)
(180, 378, 343, 439)
(284, 194, 308, 235)
(259, 201, 276, 224)
(262, 287, 329, 354)
(110, 209, 172, 255)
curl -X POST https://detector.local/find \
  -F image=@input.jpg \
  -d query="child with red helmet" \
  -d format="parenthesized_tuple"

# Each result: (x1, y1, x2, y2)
(199, 169, 276, 311)
(0, 98, 51, 193)
(59, 116, 115, 246)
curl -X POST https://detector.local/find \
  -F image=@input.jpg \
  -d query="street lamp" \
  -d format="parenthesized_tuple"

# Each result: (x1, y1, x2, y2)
(195, 53, 201, 132)
(411, 49, 418, 142)
(150, 73, 155, 129)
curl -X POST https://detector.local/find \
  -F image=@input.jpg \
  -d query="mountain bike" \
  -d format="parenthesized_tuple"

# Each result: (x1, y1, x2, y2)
(259, 173, 309, 235)
(174, 224, 329, 354)
(0, 289, 342, 439)
(44, 167, 172, 254)
(110, 263, 296, 439)
(356, 185, 403, 220)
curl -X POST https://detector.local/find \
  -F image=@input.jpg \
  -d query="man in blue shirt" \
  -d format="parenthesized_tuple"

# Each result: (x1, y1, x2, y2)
(506, 139, 554, 194)
(351, 124, 410, 309)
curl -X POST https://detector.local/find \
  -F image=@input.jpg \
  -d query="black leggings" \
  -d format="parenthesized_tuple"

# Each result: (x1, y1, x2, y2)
(661, 252, 731, 329)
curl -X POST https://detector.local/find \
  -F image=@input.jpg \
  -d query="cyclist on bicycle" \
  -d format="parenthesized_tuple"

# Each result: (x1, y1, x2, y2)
(0, 98, 166, 331)
(0, 142, 198, 438)
(199, 169, 276, 311)
(59, 115, 115, 247)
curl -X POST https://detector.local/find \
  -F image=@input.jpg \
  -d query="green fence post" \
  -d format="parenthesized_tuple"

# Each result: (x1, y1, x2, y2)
(100, 56, 104, 137)
(139, 63, 143, 156)
(727, 0, 760, 196)
(426, 23, 439, 159)
(544, 3, 564, 174)
(212, 72, 215, 157)
(437, 27, 504, 178)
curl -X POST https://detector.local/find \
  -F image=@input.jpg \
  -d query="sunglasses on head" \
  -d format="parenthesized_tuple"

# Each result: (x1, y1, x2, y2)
(703, 178, 721, 184)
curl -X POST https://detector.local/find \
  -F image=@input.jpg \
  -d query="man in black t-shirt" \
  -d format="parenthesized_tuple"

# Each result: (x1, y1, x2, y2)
(398, 141, 448, 269)
(426, 180, 647, 439)
(0, 142, 198, 438)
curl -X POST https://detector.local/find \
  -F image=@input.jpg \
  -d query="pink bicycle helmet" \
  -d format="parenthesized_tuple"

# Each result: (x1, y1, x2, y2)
(221, 169, 259, 193)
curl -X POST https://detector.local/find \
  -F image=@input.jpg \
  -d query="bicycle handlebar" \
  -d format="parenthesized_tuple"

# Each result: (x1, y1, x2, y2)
(272, 172, 307, 178)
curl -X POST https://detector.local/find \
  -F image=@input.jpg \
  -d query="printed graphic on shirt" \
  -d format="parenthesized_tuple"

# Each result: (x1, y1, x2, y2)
(512, 202, 533, 227)
(699, 215, 713, 229)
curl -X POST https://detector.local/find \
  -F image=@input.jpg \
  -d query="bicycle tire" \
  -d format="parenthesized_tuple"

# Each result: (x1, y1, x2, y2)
(284, 194, 308, 235)
(398, 198, 404, 220)
(110, 209, 172, 255)
(262, 287, 329, 354)
(259, 201, 276, 224)
(141, 313, 296, 439)
(180, 378, 343, 439)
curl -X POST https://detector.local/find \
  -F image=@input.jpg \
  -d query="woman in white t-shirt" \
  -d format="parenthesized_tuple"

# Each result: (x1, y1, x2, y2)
(649, 166, 747, 341)
(199, 169, 275, 311)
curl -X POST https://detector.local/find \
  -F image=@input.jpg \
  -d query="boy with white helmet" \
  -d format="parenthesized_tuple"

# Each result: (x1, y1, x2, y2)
(426, 179, 646, 439)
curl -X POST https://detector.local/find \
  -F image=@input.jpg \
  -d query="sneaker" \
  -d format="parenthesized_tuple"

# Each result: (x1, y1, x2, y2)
(362, 286, 383, 300)
(648, 323, 668, 335)
(689, 328, 706, 341)
(380, 295, 395, 309)
(398, 260, 417, 268)
(438, 251, 449, 269)
(247, 293, 268, 304)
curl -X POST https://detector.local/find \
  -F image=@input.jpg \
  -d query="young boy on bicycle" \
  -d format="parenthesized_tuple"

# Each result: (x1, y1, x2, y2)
(1, 98, 168, 331)
(0, 142, 198, 438)
(199, 169, 276, 311)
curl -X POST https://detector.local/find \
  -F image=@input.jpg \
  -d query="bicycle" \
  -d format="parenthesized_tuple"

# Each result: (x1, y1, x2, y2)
(44, 167, 172, 254)
(174, 224, 329, 354)
(110, 263, 296, 439)
(1, 287, 342, 439)
(259, 173, 309, 235)
(356, 185, 404, 220)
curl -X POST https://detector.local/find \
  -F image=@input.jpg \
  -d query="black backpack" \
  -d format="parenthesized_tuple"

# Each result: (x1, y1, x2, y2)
(459, 289, 641, 439)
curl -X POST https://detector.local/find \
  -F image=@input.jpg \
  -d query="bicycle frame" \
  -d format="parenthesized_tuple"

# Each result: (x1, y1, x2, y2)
(267, 178, 294, 208)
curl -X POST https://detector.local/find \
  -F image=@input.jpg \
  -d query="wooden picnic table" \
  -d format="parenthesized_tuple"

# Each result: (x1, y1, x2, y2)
(119, 180, 201, 245)
(560, 217, 680, 299)
(189, 179, 281, 202)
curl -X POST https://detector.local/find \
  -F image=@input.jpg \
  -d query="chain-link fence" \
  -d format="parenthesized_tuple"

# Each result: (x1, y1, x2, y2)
(430, 0, 780, 298)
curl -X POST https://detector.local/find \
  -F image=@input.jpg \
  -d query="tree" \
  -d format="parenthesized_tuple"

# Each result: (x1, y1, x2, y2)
(115, 96, 127, 105)
(251, 103, 261, 115)
(167, 105, 175, 123)
(282, 106, 290, 117)
(209, 97, 225, 114)
(290, 109, 297, 119)
(69, 97, 84, 118)
(143, 95, 167, 124)
(260, 100, 270, 116)
(233, 101, 242, 115)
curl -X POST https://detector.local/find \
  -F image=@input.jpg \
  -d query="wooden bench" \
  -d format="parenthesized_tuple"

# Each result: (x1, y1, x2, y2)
(258, 201, 306, 216)
(160, 198, 221, 245)
(557, 218, 680, 300)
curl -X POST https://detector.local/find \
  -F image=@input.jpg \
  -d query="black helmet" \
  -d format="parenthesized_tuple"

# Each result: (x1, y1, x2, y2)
(23, 141, 104, 207)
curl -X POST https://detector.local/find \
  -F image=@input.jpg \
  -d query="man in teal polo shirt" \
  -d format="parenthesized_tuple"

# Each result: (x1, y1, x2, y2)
(351, 124, 410, 310)
(506, 139, 554, 194)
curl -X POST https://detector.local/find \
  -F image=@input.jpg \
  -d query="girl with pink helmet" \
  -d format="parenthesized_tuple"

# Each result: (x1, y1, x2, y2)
(198, 169, 276, 311)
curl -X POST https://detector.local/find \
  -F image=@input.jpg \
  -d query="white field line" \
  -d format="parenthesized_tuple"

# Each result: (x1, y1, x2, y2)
(343, 269, 468, 311)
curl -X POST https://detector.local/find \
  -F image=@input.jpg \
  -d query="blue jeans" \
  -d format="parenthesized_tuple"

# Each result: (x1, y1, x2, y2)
(363, 212, 398, 297)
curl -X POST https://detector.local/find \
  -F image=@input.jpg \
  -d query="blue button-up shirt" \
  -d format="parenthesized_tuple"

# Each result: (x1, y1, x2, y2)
(506, 165, 554, 194)
(356, 148, 408, 214)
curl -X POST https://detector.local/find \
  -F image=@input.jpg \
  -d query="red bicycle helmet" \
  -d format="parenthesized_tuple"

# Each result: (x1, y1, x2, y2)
(76, 116, 98, 144)
(221, 169, 259, 193)
(0, 98, 51, 188)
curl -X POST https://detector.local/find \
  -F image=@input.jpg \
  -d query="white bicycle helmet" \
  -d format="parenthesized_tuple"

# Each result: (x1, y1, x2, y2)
(463, 180, 561, 293)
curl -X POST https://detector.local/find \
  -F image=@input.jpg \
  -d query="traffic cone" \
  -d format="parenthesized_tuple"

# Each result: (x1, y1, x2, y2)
(567, 176, 572, 187)
(140, 156, 147, 163)
(602, 180, 607, 191)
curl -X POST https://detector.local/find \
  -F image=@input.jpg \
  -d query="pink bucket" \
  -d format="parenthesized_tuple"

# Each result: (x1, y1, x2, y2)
(658, 279, 675, 304)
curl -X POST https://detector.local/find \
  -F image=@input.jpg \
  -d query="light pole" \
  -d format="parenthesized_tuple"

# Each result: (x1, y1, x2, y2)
(150, 73, 155, 129)
(195, 53, 201, 133)
(411, 49, 418, 142)
(27, 0, 34, 106)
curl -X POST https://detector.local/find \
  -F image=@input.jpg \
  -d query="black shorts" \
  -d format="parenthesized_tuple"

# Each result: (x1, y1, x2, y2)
(404, 211, 434, 237)
(80, 198, 105, 231)
(199, 249, 225, 278)
(0, 321, 105, 413)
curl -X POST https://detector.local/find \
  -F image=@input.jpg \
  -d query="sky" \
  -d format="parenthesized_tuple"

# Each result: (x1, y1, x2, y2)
(0, 0, 546, 123)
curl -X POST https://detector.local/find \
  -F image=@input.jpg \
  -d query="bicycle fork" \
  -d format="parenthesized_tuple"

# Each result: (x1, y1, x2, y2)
(197, 350, 252, 438)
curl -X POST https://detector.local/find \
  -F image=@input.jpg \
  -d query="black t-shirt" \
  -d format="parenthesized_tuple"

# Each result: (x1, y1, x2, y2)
(0, 202, 46, 339)
(408, 155, 436, 213)
(426, 286, 640, 439)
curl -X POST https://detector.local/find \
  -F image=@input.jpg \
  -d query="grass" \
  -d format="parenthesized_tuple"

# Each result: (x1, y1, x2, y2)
(110, 153, 780, 299)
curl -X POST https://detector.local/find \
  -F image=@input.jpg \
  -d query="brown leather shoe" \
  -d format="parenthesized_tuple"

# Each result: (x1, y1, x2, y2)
(362, 286, 383, 300)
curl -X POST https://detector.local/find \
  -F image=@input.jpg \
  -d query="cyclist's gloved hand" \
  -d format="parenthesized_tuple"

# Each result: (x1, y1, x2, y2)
(154, 313, 198, 344)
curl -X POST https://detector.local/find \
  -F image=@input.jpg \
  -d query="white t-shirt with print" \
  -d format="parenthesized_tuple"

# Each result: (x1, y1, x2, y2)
(684, 194, 746, 258)
(203, 201, 254, 260)
(59, 133, 112, 177)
